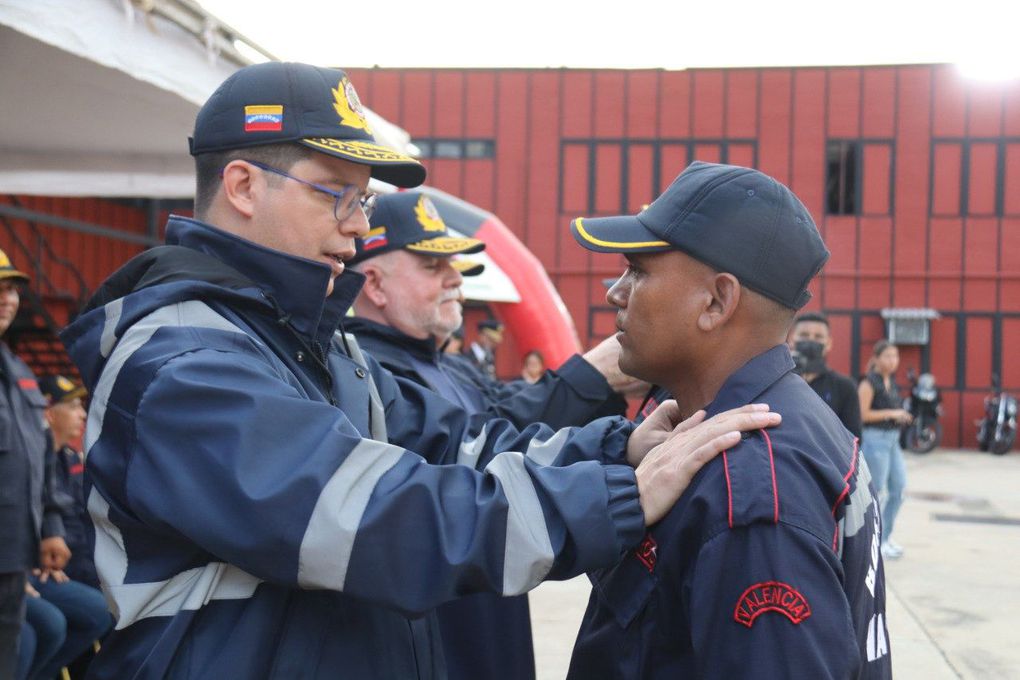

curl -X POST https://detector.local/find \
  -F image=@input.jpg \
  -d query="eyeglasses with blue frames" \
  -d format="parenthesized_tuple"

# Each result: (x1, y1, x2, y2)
(243, 160, 377, 221)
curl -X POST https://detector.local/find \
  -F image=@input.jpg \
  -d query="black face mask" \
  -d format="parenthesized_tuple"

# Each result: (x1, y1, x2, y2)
(792, 340, 827, 375)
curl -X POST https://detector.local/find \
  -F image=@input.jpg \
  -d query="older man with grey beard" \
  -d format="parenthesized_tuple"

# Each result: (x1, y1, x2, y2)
(346, 190, 640, 680)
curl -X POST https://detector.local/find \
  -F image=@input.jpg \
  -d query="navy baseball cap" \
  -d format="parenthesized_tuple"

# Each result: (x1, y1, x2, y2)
(189, 62, 426, 188)
(39, 375, 87, 404)
(350, 192, 485, 265)
(571, 161, 829, 310)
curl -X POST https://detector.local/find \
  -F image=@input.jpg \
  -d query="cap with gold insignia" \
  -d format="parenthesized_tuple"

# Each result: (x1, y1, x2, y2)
(0, 247, 29, 283)
(350, 192, 485, 265)
(38, 374, 87, 404)
(189, 62, 425, 188)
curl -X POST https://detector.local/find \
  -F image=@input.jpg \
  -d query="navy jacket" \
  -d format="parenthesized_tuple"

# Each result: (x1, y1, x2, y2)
(50, 443, 98, 587)
(347, 317, 626, 431)
(0, 342, 63, 573)
(61, 216, 645, 680)
(349, 317, 626, 680)
(569, 346, 891, 679)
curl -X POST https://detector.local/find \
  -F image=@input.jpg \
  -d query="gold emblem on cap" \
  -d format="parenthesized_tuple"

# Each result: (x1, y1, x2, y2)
(0, 251, 11, 268)
(56, 376, 74, 391)
(332, 77, 372, 134)
(414, 196, 446, 233)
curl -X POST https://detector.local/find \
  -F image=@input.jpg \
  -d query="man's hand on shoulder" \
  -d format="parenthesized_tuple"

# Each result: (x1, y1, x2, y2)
(634, 405, 782, 526)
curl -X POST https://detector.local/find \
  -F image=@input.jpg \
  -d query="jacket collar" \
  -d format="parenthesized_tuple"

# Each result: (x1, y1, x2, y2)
(165, 215, 365, 346)
(704, 345, 795, 416)
(344, 317, 438, 363)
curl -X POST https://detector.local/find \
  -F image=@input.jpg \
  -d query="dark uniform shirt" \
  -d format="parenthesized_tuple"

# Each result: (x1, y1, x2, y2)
(0, 342, 63, 573)
(569, 346, 892, 680)
(807, 368, 863, 439)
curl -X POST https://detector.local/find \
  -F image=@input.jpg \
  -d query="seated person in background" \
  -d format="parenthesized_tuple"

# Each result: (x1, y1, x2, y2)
(36, 375, 112, 677)
(38, 376, 96, 588)
(568, 161, 891, 679)
(19, 570, 111, 680)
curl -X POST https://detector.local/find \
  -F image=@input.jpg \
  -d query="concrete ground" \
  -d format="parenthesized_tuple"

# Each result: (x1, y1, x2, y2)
(529, 448, 1020, 679)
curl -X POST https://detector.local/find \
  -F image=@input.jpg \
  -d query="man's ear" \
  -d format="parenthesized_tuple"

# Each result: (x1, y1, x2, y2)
(697, 273, 741, 332)
(358, 265, 387, 308)
(220, 160, 259, 219)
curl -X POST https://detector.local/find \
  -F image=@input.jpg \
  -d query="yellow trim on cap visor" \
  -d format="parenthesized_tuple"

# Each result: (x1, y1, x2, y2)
(406, 236, 485, 256)
(0, 269, 29, 282)
(451, 259, 484, 276)
(573, 218, 670, 249)
(301, 138, 421, 164)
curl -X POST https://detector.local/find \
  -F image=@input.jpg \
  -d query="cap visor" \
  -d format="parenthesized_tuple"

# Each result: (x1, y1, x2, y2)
(60, 386, 88, 402)
(571, 216, 672, 254)
(299, 138, 426, 188)
(451, 259, 485, 277)
(0, 270, 30, 283)
(406, 236, 485, 256)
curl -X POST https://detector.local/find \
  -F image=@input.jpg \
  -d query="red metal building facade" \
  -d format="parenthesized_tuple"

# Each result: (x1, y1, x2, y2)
(346, 64, 1020, 448)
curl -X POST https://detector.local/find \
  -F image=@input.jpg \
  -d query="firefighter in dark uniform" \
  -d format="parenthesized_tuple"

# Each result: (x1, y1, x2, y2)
(0, 249, 70, 679)
(567, 162, 891, 679)
(346, 191, 633, 680)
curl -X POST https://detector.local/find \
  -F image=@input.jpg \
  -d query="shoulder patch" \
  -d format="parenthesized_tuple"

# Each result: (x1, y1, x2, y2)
(734, 581, 811, 628)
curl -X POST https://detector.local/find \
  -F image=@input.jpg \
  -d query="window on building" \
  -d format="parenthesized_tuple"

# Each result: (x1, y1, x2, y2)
(931, 138, 1020, 217)
(826, 141, 859, 215)
(411, 138, 495, 160)
(559, 138, 757, 214)
(826, 140, 894, 216)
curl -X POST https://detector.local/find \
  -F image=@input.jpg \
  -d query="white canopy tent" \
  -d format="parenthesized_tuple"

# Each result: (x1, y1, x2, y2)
(0, 0, 517, 301)
(0, 0, 414, 198)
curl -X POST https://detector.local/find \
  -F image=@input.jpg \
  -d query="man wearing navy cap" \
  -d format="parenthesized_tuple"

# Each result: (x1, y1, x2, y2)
(60, 63, 779, 679)
(348, 191, 634, 680)
(568, 162, 891, 679)
(0, 249, 71, 680)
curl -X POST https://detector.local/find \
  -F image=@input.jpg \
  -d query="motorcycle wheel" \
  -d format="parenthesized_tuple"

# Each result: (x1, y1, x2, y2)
(990, 427, 1017, 456)
(977, 422, 991, 451)
(907, 422, 941, 454)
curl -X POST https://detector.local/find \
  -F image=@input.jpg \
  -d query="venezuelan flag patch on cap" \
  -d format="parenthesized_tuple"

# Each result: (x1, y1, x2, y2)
(244, 105, 284, 132)
(362, 227, 389, 251)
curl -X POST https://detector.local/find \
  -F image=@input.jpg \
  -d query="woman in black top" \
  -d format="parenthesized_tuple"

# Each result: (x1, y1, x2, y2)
(858, 340, 912, 559)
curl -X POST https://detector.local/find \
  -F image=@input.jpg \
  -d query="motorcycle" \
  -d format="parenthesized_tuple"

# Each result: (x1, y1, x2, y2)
(977, 374, 1018, 455)
(901, 368, 942, 454)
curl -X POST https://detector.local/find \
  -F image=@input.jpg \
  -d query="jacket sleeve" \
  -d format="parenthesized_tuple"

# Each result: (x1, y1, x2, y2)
(684, 523, 861, 680)
(447, 353, 627, 429)
(374, 353, 637, 470)
(126, 347, 644, 617)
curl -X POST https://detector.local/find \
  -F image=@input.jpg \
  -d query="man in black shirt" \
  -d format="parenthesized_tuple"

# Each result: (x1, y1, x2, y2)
(789, 312, 862, 439)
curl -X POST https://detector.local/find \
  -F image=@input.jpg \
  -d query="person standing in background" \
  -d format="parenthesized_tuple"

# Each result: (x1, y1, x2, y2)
(859, 340, 912, 559)
(0, 249, 70, 680)
(469, 319, 503, 379)
(789, 312, 862, 439)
